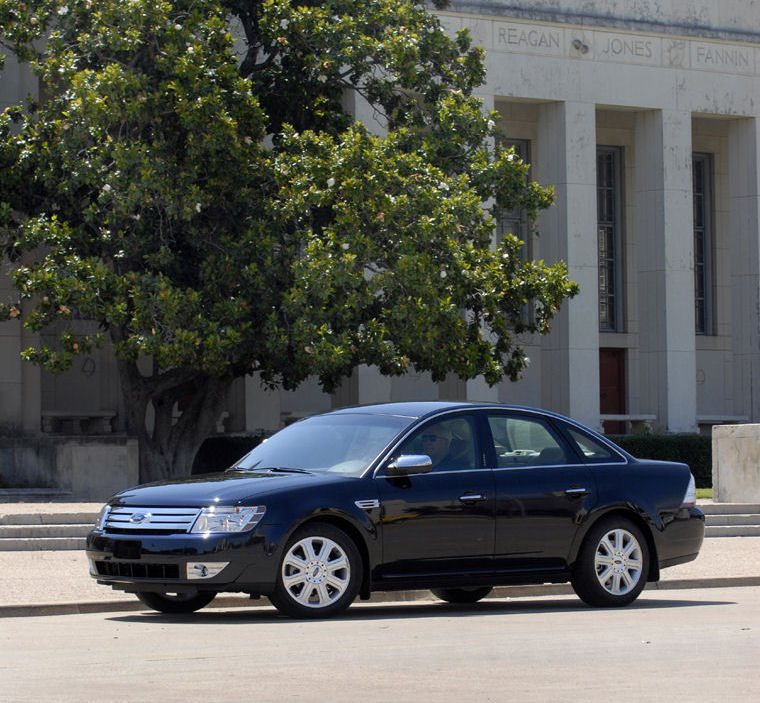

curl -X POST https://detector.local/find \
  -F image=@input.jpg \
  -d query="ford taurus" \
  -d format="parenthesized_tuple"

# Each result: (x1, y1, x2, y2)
(86, 402, 704, 618)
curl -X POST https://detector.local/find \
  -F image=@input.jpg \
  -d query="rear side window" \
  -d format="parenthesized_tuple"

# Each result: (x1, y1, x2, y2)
(487, 414, 571, 467)
(566, 427, 624, 463)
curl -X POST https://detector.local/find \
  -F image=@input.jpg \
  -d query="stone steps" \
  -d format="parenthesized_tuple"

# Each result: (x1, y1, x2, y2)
(701, 503, 760, 537)
(0, 524, 92, 538)
(0, 537, 87, 551)
(0, 509, 97, 551)
(0, 489, 74, 503)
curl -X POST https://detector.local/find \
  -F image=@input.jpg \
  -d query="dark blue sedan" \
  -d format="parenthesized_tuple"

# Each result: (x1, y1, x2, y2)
(86, 402, 704, 618)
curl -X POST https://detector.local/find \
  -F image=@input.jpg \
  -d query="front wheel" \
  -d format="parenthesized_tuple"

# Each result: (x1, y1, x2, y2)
(431, 586, 493, 604)
(136, 589, 216, 614)
(269, 523, 362, 619)
(571, 517, 649, 607)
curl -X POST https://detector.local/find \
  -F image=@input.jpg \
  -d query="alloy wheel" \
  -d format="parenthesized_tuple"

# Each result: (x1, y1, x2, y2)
(281, 535, 351, 608)
(594, 527, 644, 596)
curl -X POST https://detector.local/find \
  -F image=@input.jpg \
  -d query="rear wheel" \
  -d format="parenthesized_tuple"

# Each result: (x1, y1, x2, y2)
(136, 589, 216, 614)
(431, 586, 493, 604)
(269, 523, 362, 619)
(571, 517, 649, 607)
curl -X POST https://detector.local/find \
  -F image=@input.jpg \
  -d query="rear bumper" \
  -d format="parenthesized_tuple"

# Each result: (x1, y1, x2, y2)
(657, 506, 705, 570)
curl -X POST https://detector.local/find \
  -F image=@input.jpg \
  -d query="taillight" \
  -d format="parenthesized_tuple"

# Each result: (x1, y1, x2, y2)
(681, 474, 697, 508)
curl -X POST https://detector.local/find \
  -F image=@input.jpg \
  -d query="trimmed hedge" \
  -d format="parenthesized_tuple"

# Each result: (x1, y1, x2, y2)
(607, 433, 712, 488)
(192, 433, 267, 475)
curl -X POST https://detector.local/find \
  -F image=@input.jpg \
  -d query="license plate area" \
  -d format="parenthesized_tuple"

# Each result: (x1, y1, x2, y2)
(113, 540, 141, 559)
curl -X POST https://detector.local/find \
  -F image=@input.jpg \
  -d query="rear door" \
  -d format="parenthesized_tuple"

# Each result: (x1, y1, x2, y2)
(483, 411, 596, 574)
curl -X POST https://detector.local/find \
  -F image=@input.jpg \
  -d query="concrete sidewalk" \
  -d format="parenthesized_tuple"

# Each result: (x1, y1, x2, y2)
(1, 502, 759, 617)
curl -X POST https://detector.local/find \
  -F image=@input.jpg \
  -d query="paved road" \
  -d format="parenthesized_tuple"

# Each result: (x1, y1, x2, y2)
(1, 586, 758, 702)
(4, 535, 760, 616)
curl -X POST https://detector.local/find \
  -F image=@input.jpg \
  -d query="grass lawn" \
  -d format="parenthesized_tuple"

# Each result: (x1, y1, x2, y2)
(696, 488, 713, 500)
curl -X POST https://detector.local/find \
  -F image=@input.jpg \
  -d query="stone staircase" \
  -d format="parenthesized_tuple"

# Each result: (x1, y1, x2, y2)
(0, 501, 758, 550)
(702, 502, 760, 537)
(0, 507, 98, 551)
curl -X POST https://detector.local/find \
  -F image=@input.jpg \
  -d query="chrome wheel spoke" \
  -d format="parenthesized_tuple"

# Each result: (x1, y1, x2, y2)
(302, 539, 319, 563)
(326, 553, 348, 572)
(315, 583, 332, 604)
(619, 569, 635, 590)
(296, 585, 317, 605)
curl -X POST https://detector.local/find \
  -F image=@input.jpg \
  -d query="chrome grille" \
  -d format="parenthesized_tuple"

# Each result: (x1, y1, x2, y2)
(105, 506, 201, 534)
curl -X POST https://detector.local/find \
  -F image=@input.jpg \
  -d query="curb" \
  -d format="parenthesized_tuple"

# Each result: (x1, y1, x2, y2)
(3, 576, 759, 618)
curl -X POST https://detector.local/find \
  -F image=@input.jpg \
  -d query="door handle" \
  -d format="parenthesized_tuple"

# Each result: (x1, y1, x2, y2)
(459, 493, 487, 503)
(564, 487, 589, 497)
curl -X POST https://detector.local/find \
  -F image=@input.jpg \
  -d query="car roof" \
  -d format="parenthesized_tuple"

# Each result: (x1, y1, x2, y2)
(328, 401, 571, 422)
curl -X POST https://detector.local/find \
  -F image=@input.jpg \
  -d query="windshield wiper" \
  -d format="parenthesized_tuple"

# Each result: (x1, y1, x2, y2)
(230, 466, 311, 474)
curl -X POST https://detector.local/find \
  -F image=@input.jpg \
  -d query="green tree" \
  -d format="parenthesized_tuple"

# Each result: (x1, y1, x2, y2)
(0, 0, 577, 482)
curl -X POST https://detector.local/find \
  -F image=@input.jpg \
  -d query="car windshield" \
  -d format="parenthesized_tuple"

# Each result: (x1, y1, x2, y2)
(232, 413, 412, 476)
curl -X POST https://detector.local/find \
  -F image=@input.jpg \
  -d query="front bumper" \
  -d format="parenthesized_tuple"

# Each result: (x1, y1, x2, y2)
(86, 525, 283, 596)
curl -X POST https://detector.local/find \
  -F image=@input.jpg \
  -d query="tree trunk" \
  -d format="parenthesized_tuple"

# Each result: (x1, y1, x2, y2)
(115, 353, 232, 484)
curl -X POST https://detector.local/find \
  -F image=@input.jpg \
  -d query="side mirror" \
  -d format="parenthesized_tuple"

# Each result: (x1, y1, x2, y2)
(385, 454, 433, 476)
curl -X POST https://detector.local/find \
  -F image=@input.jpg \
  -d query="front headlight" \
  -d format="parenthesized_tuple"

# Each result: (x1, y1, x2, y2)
(94, 504, 111, 530)
(190, 505, 266, 534)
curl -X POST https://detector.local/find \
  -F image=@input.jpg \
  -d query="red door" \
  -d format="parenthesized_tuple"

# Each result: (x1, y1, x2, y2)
(599, 349, 625, 434)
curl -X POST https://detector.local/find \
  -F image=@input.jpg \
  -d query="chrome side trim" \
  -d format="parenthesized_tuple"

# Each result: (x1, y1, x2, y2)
(355, 499, 380, 510)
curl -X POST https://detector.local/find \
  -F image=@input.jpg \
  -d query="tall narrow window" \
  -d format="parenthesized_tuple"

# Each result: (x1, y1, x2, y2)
(692, 153, 714, 335)
(597, 147, 624, 332)
(497, 138, 533, 322)
(496, 139, 532, 247)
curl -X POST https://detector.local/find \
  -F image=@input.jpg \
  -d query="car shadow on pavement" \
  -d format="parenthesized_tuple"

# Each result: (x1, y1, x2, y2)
(107, 595, 735, 625)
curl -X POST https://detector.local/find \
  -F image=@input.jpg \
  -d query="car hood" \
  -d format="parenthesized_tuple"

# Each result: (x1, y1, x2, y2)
(110, 470, 354, 507)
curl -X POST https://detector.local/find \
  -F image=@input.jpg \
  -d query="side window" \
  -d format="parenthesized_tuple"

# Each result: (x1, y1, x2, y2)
(566, 427, 623, 463)
(487, 414, 570, 467)
(396, 416, 478, 471)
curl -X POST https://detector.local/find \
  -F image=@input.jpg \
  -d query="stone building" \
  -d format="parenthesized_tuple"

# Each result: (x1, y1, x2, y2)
(2, 1, 760, 492)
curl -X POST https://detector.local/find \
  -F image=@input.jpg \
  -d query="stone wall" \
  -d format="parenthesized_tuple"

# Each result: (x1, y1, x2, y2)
(0, 436, 139, 501)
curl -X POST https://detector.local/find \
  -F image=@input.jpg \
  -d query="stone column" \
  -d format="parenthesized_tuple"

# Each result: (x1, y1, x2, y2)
(244, 373, 281, 432)
(468, 91, 500, 403)
(728, 117, 760, 422)
(20, 326, 41, 432)
(0, 316, 24, 432)
(635, 109, 697, 432)
(536, 101, 600, 427)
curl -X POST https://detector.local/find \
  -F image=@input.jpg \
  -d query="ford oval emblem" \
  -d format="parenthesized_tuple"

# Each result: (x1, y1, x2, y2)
(130, 512, 149, 523)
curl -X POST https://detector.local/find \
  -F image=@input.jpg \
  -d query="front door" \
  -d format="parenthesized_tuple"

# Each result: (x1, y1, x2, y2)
(375, 413, 494, 580)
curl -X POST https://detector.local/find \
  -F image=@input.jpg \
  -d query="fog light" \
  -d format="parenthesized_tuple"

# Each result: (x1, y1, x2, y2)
(187, 562, 229, 579)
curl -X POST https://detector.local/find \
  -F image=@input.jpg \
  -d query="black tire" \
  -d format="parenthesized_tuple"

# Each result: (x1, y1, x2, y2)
(571, 516, 649, 607)
(431, 586, 493, 604)
(269, 522, 362, 619)
(136, 589, 216, 614)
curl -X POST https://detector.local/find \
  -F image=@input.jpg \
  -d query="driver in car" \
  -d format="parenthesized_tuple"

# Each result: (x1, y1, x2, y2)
(420, 425, 458, 469)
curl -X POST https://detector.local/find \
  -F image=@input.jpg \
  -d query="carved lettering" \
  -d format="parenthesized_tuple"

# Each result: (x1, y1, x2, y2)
(695, 45, 750, 68)
(496, 25, 562, 54)
(599, 36, 653, 59)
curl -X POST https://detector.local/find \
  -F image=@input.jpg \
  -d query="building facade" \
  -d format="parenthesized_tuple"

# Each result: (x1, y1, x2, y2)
(2, 1, 760, 469)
